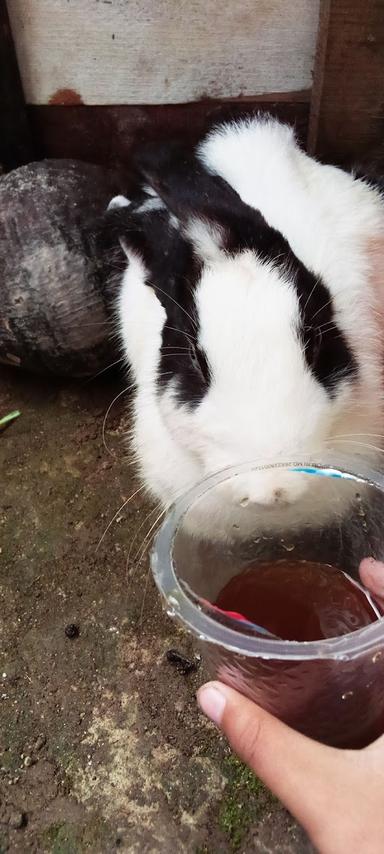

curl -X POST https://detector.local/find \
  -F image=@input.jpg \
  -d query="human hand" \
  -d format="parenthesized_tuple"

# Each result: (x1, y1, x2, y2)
(359, 557, 384, 610)
(196, 559, 384, 853)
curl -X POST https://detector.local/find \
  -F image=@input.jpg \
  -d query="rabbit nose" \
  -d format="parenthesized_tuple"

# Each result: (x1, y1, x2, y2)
(238, 487, 288, 508)
(231, 471, 307, 509)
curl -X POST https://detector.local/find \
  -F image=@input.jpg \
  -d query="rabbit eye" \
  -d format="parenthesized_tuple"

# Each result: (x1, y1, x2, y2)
(189, 341, 210, 382)
(304, 326, 322, 367)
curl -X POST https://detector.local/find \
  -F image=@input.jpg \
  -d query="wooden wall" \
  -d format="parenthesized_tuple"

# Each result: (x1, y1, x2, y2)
(3, 0, 319, 169)
(8, 0, 319, 105)
(4, 0, 384, 171)
(308, 0, 384, 166)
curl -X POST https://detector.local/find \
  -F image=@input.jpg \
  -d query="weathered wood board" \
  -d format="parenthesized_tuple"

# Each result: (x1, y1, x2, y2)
(308, 0, 384, 165)
(26, 97, 310, 167)
(0, 1, 34, 170)
(8, 0, 320, 105)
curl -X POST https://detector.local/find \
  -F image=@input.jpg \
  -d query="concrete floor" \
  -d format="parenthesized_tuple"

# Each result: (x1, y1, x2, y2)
(0, 365, 311, 853)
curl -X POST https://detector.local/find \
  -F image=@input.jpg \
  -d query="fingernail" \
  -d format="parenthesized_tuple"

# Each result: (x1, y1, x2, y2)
(197, 683, 227, 726)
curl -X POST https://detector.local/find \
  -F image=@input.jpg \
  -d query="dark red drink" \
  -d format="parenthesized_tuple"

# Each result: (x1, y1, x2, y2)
(215, 560, 379, 641)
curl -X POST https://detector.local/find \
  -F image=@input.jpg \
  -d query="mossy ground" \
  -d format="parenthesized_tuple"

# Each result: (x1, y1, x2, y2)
(219, 756, 277, 849)
(0, 366, 310, 853)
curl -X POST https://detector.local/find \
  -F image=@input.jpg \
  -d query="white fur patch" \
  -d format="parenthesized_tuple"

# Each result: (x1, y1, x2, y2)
(119, 117, 384, 523)
(184, 218, 223, 263)
(136, 196, 165, 214)
(142, 185, 158, 198)
(107, 195, 130, 210)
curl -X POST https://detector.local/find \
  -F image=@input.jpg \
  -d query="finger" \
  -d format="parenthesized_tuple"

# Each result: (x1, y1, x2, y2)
(197, 681, 352, 834)
(359, 558, 384, 609)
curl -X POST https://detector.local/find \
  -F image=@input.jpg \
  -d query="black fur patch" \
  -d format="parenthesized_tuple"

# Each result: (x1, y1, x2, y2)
(103, 200, 211, 407)
(135, 139, 358, 396)
(102, 136, 358, 408)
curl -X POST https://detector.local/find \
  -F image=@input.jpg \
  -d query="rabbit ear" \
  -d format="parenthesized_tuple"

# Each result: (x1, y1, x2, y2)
(134, 138, 243, 220)
(135, 138, 267, 263)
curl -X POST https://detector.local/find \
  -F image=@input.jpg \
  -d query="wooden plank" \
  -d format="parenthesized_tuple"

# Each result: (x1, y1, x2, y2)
(27, 98, 310, 168)
(8, 0, 320, 105)
(308, 0, 384, 164)
(307, 0, 331, 156)
(0, 0, 34, 171)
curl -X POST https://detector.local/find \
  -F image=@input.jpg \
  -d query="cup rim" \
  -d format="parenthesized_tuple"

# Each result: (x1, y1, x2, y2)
(150, 456, 384, 661)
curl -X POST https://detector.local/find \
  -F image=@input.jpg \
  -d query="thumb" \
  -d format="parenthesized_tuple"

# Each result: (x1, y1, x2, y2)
(197, 681, 350, 835)
(359, 558, 384, 608)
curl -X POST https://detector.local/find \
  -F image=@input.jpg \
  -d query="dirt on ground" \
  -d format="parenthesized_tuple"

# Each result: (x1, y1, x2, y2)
(0, 365, 312, 853)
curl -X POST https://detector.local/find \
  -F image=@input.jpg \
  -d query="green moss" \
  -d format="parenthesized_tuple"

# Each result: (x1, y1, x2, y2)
(43, 817, 112, 853)
(44, 823, 78, 854)
(79, 817, 111, 850)
(219, 755, 277, 850)
(0, 713, 24, 773)
(0, 747, 20, 773)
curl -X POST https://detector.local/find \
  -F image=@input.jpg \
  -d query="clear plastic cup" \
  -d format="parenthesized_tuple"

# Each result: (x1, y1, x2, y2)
(151, 457, 384, 747)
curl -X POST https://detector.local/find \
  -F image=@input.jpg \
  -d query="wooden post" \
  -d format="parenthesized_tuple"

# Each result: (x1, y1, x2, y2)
(0, 0, 34, 171)
(308, 0, 384, 165)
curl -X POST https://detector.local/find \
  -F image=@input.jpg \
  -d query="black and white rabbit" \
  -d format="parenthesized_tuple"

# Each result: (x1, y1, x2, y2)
(108, 116, 384, 516)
